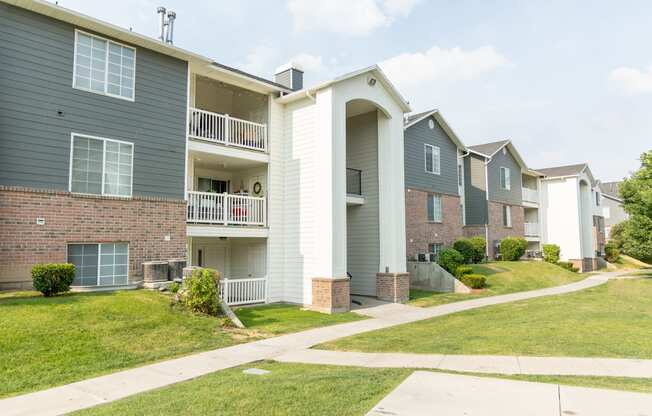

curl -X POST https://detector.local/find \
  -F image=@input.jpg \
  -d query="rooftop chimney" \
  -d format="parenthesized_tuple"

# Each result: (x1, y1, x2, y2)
(156, 7, 176, 44)
(156, 7, 166, 42)
(274, 62, 304, 91)
(165, 10, 176, 44)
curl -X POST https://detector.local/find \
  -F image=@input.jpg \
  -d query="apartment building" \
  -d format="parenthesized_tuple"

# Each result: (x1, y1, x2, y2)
(403, 110, 466, 260)
(598, 181, 629, 240)
(0, 1, 410, 312)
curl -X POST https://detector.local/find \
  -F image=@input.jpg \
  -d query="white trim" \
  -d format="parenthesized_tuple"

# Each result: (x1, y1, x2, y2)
(72, 29, 136, 102)
(500, 166, 511, 191)
(424, 144, 440, 175)
(404, 110, 466, 151)
(184, 62, 190, 200)
(69, 132, 134, 198)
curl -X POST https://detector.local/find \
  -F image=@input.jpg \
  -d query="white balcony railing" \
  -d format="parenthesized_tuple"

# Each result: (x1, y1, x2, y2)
(188, 107, 267, 152)
(220, 277, 267, 306)
(524, 222, 540, 237)
(187, 191, 266, 226)
(522, 188, 539, 203)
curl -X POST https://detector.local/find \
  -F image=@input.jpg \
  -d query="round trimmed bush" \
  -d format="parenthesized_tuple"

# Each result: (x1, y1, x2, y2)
(557, 261, 579, 273)
(453, 239, 475, 264)
(31, 263, 76, 297)
(455, 265, 473, 279)
(468, 236, 487, 263)
(542, 244, 560, 264)
(182, 268, 220, 316)
(499, 237, 527, 261)
(460, 274, 487, 289)
(437, 248, 465, 275)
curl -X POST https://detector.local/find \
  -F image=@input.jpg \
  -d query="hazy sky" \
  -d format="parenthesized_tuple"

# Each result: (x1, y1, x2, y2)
(51, 0, 651, 181)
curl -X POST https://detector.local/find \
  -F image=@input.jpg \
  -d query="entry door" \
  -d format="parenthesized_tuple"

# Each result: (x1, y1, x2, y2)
(247, 244, 266, 278)
(197, 245, 227, 277)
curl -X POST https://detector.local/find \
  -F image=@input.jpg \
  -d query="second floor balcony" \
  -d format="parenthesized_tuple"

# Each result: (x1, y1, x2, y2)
(187, 191, 266, 227)
(524, 222, 540, 237)
(188, 107, 267, 152)
(522, 187, 539, 204)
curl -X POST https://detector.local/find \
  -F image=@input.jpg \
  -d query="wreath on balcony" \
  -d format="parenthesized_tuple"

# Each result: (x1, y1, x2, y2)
(252, 181, 262, 196)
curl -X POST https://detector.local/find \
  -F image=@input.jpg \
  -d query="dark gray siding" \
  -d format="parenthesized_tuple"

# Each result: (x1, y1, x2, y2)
(464, 153, 488, 225)
(487, 146, 523, 205)
(404, 116, 459, 196)
(0, 3, 187, 199)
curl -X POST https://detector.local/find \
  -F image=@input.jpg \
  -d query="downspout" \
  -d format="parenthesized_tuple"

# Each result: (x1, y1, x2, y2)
(483, 155, 493, 258)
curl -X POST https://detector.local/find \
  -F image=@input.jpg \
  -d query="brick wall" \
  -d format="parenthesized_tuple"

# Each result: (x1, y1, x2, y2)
(0, 186, 186, 289)
(405, 189, 463, 258)
(376, 272, 410, 303)
(487, 201, 525, 259)
(310, 277, 351, 313)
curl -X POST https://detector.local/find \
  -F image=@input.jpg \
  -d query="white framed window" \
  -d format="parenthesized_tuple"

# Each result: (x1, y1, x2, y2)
(67, 243, 129, 286)
(424, 144, 441, 175)
(427, 193, 443, 223)
(502, 204, 512, 227)
(70, 133, 134, 197)
(428, 243, 443, 257)
(73, 30, 136, 101)
(500, 167, 511, 190)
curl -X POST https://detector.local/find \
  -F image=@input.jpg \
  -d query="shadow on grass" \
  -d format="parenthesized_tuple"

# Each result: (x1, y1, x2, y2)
(0, 290, 119, 305)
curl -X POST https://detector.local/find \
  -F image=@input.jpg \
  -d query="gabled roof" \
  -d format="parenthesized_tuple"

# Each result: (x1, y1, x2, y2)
(7, 0, 290, 94)
(466, 140, 528, 171)
(276, 65, 412, 112)
(403, 109, 466, 150)
(600, 181, 623, 200)
(536, 163, 588, 178)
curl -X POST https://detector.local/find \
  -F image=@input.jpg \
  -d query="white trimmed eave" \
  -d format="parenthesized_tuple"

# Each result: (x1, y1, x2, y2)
(187, 225, 269, 238)
(188, 140, 270, 164)
(404, 110, 467, 151)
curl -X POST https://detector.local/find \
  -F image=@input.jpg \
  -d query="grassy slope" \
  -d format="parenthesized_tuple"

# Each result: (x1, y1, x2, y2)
(0, 291, 362, 398)
(321, 277, 652, 358)
(72, 361, 410, 416)
(409, 261, 586, 307)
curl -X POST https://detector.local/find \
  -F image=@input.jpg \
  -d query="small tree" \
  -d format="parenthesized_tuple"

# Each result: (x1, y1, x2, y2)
(499, 237, 527, 261)
(542, 244, 561, 264)
(453, 239, 475, 264)
(604, 241, 620, 263)
(609, 222, 626, 250)
(620, 216, 652, 263)
(182, 268, 220, 316)
(438, 248, 465, 275)
(468, 236, 487, 263)
(32, 263, 76, 297)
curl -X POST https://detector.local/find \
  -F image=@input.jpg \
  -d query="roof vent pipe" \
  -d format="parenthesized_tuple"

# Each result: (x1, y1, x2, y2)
(156, 7, 166, 42)
(165, 10, 176, 44)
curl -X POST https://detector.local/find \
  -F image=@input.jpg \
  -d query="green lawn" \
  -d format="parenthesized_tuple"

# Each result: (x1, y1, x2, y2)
(70, 362, 652, 415)
(611, 254, 651, 270)
(321, 277, 652, 358)
(0, 290, 362, 398)
(72, 361, 410, 416)
(409, 261, 586, 307)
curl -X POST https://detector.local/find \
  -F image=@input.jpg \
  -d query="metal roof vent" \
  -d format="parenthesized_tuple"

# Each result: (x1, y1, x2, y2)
(156, 7, 177, 44)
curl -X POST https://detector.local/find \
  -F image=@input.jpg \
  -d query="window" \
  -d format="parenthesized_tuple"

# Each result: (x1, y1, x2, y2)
(428, 243, 443, 256)
(502, 204, 512, 227)
(198, 177, 229, 193)
(595, 191, 601, 206)
(74, 30, 136, 101)
(424, 144, 440, 175)
(427, 194, 443, 223)
(500, 167, 511, 190)
(67, 243, 128, 286)
(70, 134, 133, 197)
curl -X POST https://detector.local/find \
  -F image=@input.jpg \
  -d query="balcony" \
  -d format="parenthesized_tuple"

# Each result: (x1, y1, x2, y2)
(188, 108, 267, 153)
(187, 191, 266, 227)
(524, 222, 540, 237)
(522, 188, 539, 204)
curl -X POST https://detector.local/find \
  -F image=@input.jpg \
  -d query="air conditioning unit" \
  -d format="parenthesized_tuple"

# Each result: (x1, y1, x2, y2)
(428, 253, 439, 262)
(417, 253, 427, 262)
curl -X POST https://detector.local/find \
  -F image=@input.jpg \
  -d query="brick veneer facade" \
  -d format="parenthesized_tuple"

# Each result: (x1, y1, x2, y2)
(405, 189, 463, 258)
(463, 201, 525, 259)
(310, 277, 351, 313)
(0, 186, 187, 290)
(376, 272, 410, 303)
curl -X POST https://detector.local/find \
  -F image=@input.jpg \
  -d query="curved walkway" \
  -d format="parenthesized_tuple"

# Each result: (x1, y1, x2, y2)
(0, 270, 629, 416)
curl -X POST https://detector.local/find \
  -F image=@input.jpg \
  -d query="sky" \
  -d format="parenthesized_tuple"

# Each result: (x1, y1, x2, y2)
(50, 0, 652, 181)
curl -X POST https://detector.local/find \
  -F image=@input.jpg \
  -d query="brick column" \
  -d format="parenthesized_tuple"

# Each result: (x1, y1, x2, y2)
(310, 277, 350, 314)
(376, 272, 410, 303)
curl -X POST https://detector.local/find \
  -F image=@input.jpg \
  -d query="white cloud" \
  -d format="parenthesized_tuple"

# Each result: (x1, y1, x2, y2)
(289, 53, 325, 72)
(238, 45, 278, 77)
(609, 66, 652, 95)
(286, 0, 419, 36)
(380, 45, 508, 87)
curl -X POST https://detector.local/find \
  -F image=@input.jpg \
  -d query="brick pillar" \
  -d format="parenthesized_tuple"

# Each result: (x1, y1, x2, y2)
(376, 272, 410, 303)
(310, 277, 351, 314)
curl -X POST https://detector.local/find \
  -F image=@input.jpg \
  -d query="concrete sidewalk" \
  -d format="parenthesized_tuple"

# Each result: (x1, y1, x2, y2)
(367, 371, 652, 416)
(275, 349, 652, 378)
(0, 272, 620, 415)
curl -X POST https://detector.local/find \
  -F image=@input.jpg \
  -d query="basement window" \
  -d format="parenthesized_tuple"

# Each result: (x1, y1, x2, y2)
(67, 243, 129, 287)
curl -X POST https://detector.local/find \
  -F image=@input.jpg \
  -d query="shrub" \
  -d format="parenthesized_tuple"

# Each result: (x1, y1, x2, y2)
(604, 241, 620, 263)
(437, 248, 465, 275)
(460, 274, 487, 289)
(609, 222, 625, 250)
(182, 268, 220, 316)
(453, 239, 475, 264)
(168, 281, 180, 293)
(468, 236, 487, 263)
(455, 265, 473, 279)
(542, 244, 561, 264)
(499, 237, 527, 261)
(31, 263, 76, 297)
(557, 261, 579, 273)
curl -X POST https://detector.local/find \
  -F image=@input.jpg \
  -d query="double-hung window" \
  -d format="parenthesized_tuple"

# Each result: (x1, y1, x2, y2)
(74, 30, 136, 101)
(70, 134, 133, 197)
(502, 204, 512, 227)
(500, 167, 511, 190)
(427, 194, 443, 223)
(67, 243, 129, 287)
(424, 144, 441, 175)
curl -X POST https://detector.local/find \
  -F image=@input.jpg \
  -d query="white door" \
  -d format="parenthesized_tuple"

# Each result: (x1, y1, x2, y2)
(247, 244, 266, 278)
(197, 245, 227, 277)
